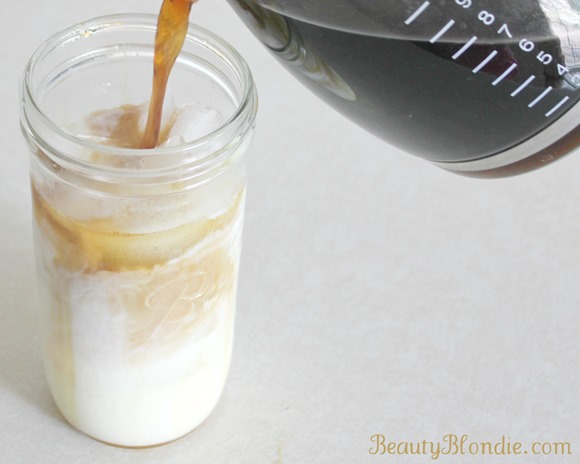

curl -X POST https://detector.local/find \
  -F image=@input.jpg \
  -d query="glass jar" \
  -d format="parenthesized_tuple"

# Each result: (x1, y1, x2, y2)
(20, 14, 257, 447)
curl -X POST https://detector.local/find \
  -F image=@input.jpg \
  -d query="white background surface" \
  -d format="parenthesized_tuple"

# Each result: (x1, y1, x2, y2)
(1, 1, 579, 463)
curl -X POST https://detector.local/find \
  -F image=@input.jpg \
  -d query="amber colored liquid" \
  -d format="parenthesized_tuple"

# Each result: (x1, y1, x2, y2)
(141, 0, 198, 148)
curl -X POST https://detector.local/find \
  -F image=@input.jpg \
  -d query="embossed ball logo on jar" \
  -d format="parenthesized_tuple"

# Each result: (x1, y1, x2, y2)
(129, 249, 235, 349)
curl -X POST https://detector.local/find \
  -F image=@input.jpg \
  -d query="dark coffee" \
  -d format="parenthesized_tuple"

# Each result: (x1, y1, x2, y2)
(229, 0, 579, 175)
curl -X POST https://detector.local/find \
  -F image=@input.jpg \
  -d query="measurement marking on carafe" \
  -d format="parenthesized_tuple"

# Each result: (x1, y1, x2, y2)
(528, 87, 553, 108)
(452, 36, 478, 60)
(405, 1, 431, 25)
(545, 96, 570, 117)
(430, 20, 455, 43)
(510, 75, 536, 97)
(472, 50, 498, 73)
(492, 63, 518, 86)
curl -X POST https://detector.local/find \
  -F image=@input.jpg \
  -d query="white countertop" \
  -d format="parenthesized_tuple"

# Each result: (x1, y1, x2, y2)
(1, 1, 578, 463)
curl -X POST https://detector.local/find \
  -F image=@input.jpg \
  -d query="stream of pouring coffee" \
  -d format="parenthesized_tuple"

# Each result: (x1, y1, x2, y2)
(141, 0, 198, 149)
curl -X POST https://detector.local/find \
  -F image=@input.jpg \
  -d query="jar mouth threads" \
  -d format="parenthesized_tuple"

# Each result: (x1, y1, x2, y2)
(21, 14, 258, 184)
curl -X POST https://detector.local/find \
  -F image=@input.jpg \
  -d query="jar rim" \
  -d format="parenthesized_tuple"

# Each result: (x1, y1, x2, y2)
(21, 13, 257, 175)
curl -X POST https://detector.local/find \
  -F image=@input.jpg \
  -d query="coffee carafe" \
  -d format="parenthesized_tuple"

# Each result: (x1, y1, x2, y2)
(228, 0, 579, 177)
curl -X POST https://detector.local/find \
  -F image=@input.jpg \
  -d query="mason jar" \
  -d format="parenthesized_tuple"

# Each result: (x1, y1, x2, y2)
(20, 14, 257, 447)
